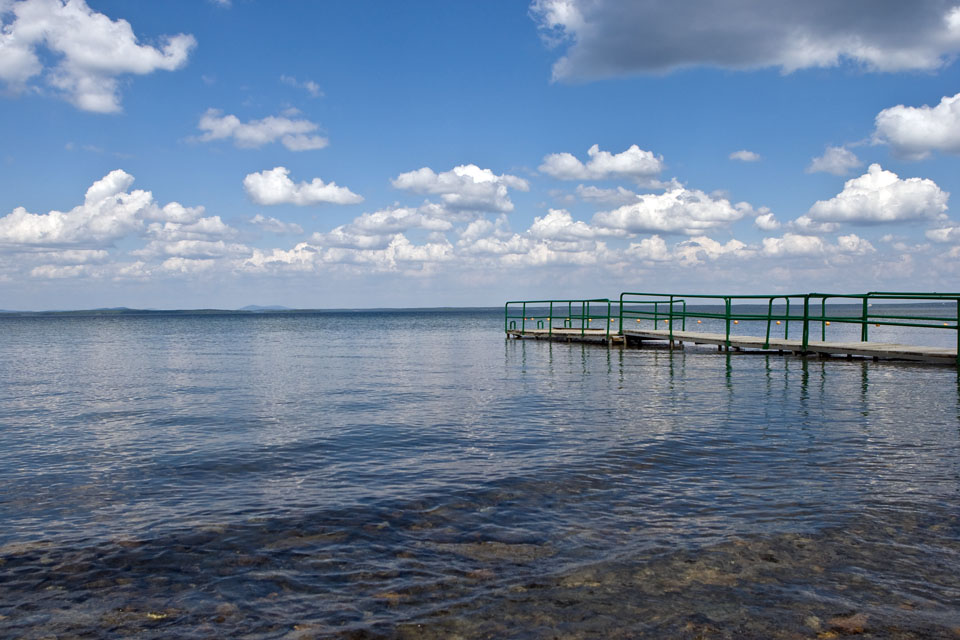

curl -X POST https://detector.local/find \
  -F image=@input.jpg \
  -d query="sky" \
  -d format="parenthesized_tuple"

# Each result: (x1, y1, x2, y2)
(3, 1, 960, 309)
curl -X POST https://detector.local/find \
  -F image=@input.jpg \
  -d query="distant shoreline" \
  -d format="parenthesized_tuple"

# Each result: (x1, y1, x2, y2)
(0, 307, 505, 317)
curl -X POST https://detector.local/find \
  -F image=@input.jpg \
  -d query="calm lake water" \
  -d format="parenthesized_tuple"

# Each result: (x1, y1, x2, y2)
(1, 309, 959, 638)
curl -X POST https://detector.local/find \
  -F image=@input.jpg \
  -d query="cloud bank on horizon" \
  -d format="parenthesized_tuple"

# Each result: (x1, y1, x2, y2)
(1, 0, 960, 308)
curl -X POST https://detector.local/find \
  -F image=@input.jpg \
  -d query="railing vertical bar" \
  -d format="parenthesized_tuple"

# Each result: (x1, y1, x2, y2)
(861, 297, 869, 342)
(764, 297, 773, 349)
(724, 297, 731, 351)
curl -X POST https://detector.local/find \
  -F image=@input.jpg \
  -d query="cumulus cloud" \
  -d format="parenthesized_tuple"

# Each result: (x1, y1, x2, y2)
(874, 91, 960, 159)
(805, 163, 949, 224)
(0, 169, 147, 247)
(761, 232, 874, 257)
(925, 226, 960, 243)
(729, 150, 760, 162)
(626, 234, 753, 265)
(197, 109, 328, 150)
(806, 145, 862, 175)
(539, 144, 663, 181)
(574, 184, 639, 205)
(0, 0, 195, 112)
(528, 209, 624, 241)
(0, 169, 238, 264)
(754, 211, 780, 230)
(391, 164, 529, 212)
(250, 214, 303, 235)
(592, 187, 753, 235)
(243, 167, 363, 206)
(531, 0, 960, 81)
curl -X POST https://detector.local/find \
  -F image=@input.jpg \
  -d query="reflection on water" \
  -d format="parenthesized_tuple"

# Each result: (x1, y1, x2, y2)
(0, 311, 959, 638)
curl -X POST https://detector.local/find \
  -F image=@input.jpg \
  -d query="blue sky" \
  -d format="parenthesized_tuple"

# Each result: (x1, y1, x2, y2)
(3, 0, 960, 309)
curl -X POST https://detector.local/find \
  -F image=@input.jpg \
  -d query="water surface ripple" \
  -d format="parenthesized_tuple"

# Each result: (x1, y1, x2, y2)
(0, 310, 958, 638)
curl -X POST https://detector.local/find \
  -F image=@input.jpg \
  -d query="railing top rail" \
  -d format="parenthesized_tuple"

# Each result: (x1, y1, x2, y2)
(505, 298, 611, 305)
(809, 292, 960, 301)
(620, 292, 809, 301)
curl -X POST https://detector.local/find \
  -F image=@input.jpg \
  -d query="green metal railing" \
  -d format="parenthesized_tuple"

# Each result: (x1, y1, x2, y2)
(504, 298, 616, 339)
(506, 291, 960, 365)
(620, 292, 807, 350)
(802, 292, 960, 362)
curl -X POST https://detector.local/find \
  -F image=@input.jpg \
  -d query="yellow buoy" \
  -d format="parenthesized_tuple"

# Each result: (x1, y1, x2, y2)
(663, 319, 669, 324)
(875, 324, 880, 327)
(697, 320, 702, 324)
(734, 320, 739, 324)
(610, 318, 616, 323)
(825, 321, 831, 326)
(776, 320, 781, 325)
(636, 318, 642, 323)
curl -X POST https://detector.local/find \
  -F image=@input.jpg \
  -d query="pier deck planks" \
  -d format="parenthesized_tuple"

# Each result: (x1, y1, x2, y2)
(506, 328, 624, 344)
(622, 329, 957, 364)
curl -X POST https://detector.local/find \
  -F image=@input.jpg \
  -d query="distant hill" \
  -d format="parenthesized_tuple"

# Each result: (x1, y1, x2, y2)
(239, 305, 291, 311)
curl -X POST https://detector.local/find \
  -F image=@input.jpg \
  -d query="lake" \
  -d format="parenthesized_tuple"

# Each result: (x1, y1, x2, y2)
(1, 310, 958, 638)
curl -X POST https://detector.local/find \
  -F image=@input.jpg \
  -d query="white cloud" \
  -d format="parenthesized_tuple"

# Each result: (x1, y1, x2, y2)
(0, 0, 195, 112)
(391, 164, 529, 212)
(874, 91, 960, 159)
(729, 150, 761, 162)
(280, 74, 322, 97)
(197, 109, 328, 151)
(925, 226, 960, 243)
(806, 163, 949, 224)
(626, 234, 752, 265)
(0, 169, 147, 247)
(243, 167, 363, 206)
(806, 146, 862, 175)
(250, 214, 303, 235)
(0, 169, 238, 268)
(531, 0, 960, 81)
(790, 215, 839, 234)
(539, 144, 663, 181)
(575, 184, 639, 205)
(673, 236, 753, 265)
(591, 187, 753, 235)
(137, 239, 249, 260)
(754, 211, 780, 231)
(528, 209, 624, 241)
(760, 232, 874, 257)
(145, 216, 234, 242)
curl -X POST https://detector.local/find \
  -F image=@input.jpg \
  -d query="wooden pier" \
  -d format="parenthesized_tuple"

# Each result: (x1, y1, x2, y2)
(505, 292, 960, 366)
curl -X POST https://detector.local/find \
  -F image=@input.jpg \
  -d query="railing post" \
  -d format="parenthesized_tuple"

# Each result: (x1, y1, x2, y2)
(549, 301, 553, 337)
(764, 297, 773, 349)
(618, 294, 624, 336)
(956, 298, 959, 368)
(682, 300, 686, 330)
(802, 296, 810, 352)
(653, 301, 659, 328)
(821, 296, 828, 341)
(724, 297, 731, 351)
(668, 295, 674, 348)
(606, 301, 611, 339)
(785, 298, 790, 340)
(522, 302, 526, 333)
(861, 297, 869, 342)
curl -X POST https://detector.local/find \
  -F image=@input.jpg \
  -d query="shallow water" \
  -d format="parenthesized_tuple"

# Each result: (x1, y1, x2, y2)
(1, 310, 958, 638)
